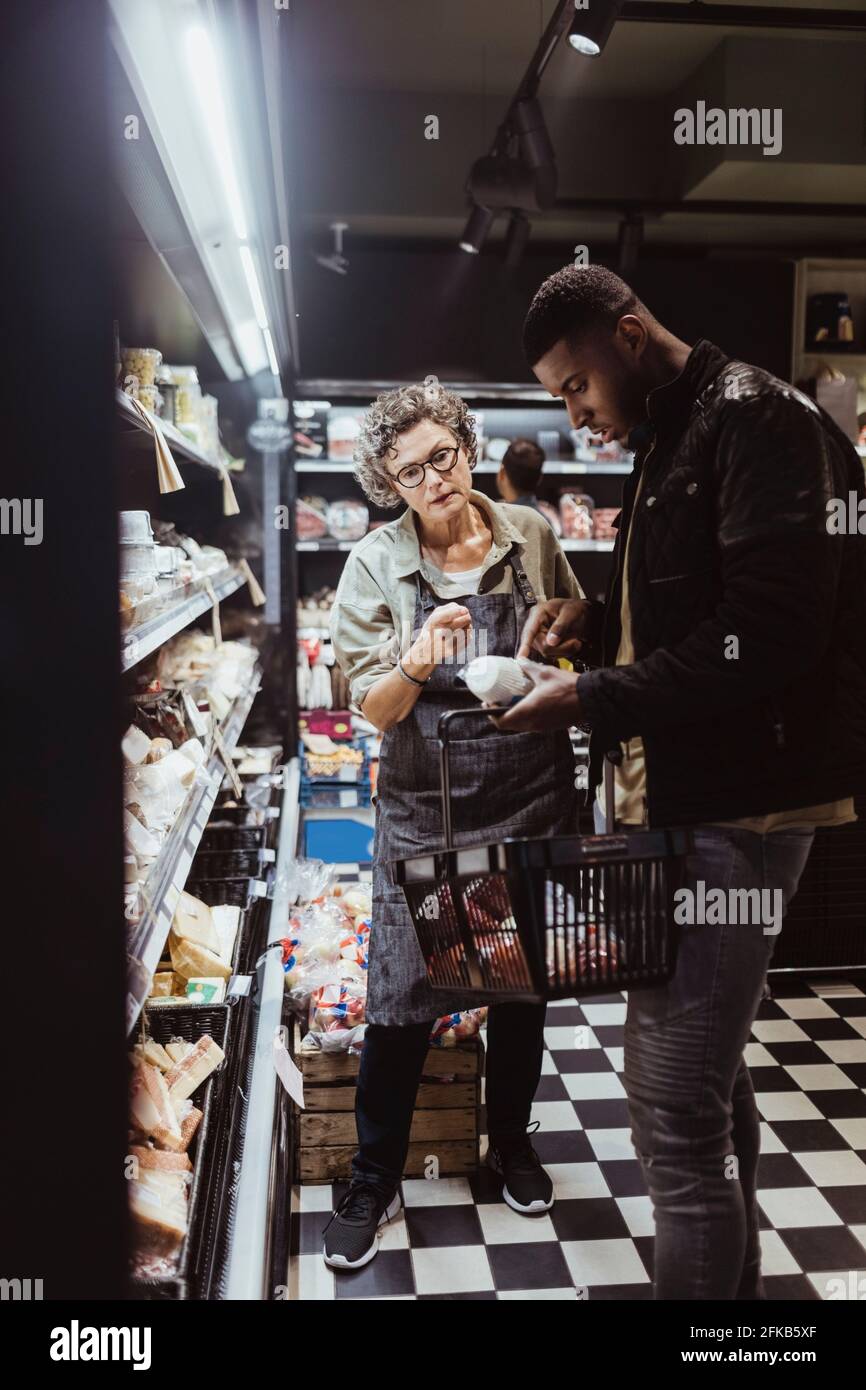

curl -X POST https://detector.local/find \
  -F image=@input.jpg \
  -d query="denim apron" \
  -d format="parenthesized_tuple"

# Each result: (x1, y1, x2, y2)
(368, 548, 578, 1025)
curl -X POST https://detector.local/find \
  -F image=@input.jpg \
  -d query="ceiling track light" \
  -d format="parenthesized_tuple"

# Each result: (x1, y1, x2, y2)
(568, 0, 622, 57)
(503, 212, 531, 270)
(459, 202, 497, 254)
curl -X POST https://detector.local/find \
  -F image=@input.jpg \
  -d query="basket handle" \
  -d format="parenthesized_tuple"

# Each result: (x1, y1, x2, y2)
(437, 706, 512, 850)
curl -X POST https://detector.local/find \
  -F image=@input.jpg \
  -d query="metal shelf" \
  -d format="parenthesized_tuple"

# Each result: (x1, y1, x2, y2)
(225, 758, 301, 1300)
(296, 378, 561, 403)
(125, 665, 264, 1033)
(121, 566, 246, 671)
(116, 387, 226, 476)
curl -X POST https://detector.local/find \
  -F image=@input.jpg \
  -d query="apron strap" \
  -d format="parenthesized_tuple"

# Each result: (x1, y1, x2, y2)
(415, 544, 536, 607)
(506, 547, 537, 607)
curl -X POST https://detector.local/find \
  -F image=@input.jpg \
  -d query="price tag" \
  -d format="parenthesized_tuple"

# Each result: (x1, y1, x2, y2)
(213, 725, 244, 798)
(203, 578, 222, 646)
(182, 691, 209, 740)
(273, 1028, 305, 1108)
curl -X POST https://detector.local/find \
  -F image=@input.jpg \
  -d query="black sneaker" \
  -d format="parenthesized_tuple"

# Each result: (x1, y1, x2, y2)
(322, 1181, 402, 1269)
(487, 1123, 554, 1214)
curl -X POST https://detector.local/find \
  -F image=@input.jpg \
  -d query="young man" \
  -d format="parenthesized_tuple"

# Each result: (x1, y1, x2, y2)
(496, 264, 866, 1299)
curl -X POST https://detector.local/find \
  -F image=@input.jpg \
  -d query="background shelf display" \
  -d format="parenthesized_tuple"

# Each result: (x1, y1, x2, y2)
(125, 666, 263, 1032)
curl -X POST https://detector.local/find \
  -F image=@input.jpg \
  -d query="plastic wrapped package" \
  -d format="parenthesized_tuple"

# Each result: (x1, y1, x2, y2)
(326, 498, 368, 542)
(428, 1007, 487, 1047)
(559, 491, 595, 540)
(296, 496, 329, 540)
(275, 857, 337, 906)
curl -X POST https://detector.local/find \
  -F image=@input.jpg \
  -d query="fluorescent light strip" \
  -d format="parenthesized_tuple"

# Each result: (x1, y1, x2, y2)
(185, 25, 248, 241)
(239, 244, 270, 331)
(262, 326, 281, 379)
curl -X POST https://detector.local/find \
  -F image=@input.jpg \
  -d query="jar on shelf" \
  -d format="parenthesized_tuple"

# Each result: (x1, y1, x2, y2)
(165, 365, 202, 425)
(137, 385, 162, 416)
(199, 393, 220, 461)
(121, 347, 162, 390)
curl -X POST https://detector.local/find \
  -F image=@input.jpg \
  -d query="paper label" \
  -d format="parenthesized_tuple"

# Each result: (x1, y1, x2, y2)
(273, 1029, 305, 1108)
(213, 725, 244, 798)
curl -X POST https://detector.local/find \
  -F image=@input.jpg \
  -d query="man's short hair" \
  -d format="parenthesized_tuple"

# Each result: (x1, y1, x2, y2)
(523, 264, 649, 366)
(502, 437, 544, 495)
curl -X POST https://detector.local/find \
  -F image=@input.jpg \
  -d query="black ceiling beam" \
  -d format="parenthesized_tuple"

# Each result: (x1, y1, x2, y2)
(619, 3, 866, 32)
(555, 197, 866, 218)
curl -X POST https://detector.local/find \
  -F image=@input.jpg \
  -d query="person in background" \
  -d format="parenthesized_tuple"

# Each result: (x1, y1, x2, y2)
(496, 437, 547, 517)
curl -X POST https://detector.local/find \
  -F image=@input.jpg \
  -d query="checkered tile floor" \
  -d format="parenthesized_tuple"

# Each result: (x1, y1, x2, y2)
(286, 976, 866, 1300)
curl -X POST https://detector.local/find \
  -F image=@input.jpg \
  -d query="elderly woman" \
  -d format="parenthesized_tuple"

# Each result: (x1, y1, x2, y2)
(324, 382, 584, 1270)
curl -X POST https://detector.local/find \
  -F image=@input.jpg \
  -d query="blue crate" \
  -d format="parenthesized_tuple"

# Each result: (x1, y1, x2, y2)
(303, 817, 376, 864)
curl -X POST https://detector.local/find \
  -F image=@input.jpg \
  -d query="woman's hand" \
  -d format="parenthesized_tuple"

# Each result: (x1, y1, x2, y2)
(407, 602, 473, 672)
(516, 598, 593, 660)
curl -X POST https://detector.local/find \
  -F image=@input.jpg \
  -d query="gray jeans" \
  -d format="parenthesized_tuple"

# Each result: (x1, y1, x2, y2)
(593, 801, 814, 1299)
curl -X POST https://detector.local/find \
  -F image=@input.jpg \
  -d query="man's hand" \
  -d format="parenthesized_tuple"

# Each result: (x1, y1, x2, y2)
(489, 664, 582, 733)
(516, 598, 594, 660)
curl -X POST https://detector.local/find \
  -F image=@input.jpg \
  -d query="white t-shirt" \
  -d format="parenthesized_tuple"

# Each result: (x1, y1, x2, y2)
(423, 559, 485, 599)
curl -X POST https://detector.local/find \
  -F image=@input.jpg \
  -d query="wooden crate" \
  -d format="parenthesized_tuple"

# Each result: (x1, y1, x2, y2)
(291, 1021, 483, 1183)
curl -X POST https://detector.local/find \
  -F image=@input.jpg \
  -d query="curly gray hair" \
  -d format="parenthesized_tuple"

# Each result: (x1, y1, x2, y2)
(352, 381, 477, 509)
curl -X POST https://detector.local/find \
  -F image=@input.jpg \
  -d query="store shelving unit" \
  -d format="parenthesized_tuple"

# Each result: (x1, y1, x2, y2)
(125, 666, 264, 1032)
(225, 757, 300, 1301)
(792, 259, 866, 418)
(121, 566, 246, 671)
(116, 387, 229, 475)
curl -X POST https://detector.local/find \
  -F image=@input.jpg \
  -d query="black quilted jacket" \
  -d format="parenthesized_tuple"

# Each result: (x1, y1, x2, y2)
(578, 338, 866, 827)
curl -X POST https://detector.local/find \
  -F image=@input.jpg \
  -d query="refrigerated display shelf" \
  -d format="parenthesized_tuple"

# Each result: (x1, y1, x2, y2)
(121, 566, 246, 671)
(125, 666, 263, 1032)
(116, 386, 227, 475)
(224, 758, 300, 1300)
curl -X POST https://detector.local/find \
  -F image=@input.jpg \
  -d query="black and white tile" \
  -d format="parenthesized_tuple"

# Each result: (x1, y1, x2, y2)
(287, 977, 866, 1300)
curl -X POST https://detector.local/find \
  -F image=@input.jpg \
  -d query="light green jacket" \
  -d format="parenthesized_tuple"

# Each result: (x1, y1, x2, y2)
(329, 490, 585, 716)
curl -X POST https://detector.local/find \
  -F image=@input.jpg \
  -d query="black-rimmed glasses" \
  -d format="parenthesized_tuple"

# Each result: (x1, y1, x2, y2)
(392, 445, 460, 489)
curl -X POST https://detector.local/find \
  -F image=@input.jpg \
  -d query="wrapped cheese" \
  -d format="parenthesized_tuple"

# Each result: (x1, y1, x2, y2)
(170, 935, 231, 982)
(138, 1062, 181, 1147)
(149, 973, 175, 999)
(129, 1170, 189, 1255)
(156, 1099, 202, 1154)
(122, 725, 152, 766)
(164, 1040, 194, 1065)
(172, 892, 219, 953)
(129, 1144, 193, 1173)
(165, 1035, 225, 1102)
(133, 1040, 173, 1072)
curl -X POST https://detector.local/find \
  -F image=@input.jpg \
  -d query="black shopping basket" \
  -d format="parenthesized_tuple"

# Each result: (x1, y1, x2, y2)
(390, 707, 692, 1002)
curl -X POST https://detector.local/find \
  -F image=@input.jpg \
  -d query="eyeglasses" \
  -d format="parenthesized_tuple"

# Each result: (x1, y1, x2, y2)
(392, 445, 460, 489)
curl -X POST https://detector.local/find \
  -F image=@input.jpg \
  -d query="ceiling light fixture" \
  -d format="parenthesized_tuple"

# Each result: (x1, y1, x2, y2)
(568, 0, 622, 57)
(459, 202, 497, 254)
